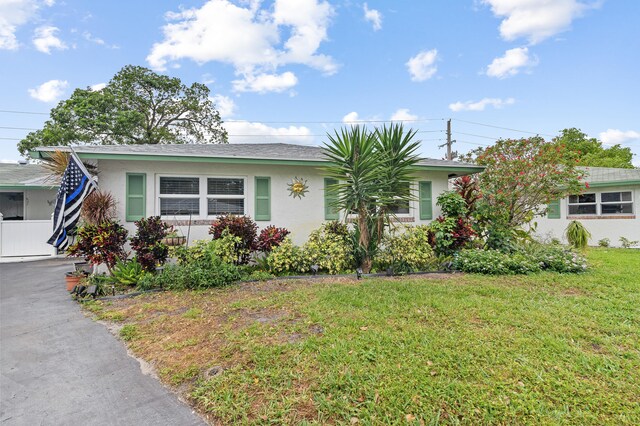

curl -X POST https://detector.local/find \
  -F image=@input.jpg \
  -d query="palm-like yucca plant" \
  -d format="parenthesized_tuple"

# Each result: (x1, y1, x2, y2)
(323, 124, 421, 272)
(566, 220, 591, 250)
(40, 149, 97, 183)
(81, 190, 117, 225)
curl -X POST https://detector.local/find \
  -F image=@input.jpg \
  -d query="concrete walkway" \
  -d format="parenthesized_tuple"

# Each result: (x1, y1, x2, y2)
(0, 259, 206, 426)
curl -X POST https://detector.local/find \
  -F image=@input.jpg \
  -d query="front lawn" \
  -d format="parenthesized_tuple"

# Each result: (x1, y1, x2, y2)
(87, 248, 640, 425)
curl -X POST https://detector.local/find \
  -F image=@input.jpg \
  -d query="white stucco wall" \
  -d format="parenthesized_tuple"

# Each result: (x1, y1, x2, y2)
(96, 159, 450, 245)
(535, 185, 640, 247)
(24, 189, 57, 220)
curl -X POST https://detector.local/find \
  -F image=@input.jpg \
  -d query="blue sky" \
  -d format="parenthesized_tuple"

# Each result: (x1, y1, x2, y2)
(1, 0, 639, 165)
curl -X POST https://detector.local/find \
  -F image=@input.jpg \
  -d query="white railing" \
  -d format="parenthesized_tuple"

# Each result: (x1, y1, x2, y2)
(0, 214, 57, 258)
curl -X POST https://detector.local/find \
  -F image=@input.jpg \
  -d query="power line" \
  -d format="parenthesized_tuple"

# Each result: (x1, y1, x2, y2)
(0, 126, 40, 131)
(451, 118, 554, 138)
(454, 131, 500, 140)
(0, 109, 48, 116)
(0, 137, 21, 141)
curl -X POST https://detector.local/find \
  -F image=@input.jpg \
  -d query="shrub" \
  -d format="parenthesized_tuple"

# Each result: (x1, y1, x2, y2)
(112, 258, 147, 286)
(256, 226, 290, 252)
(81, 190, 117, 225)
(302, 222, 355, 274)
(516, 242, 587, 273)
(376, 225, 437, 273)
(428, 217, 475, 257)
(453, 249, 541, 275)
(566, 221, 591, 250)
(209, 214, 258, 265)
(619, 237, 639, 248)
(598, 238, 610, 247)
(174, 233, 244, 266)
(266, 238, 306, 275)
(436, 191, 468, 218)
(137, 258, 241, 291)
(68, 220, 128, 273)
(130, 216, 171, 272)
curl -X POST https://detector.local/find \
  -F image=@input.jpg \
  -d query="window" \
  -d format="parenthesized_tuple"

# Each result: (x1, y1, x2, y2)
(159, 177, 200, 216)
(568, 193, 596, 215)
(389, 182, 411, 215)
(0, 192, 24, 220)
(600, 191, 633, 214)
(208, 178, 244, 215)
(567, 191, 634, 216)
(157, 176, 247, 217)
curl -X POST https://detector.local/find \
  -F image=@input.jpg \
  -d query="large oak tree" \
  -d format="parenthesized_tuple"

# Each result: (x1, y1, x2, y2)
(19, 65, 227, 157)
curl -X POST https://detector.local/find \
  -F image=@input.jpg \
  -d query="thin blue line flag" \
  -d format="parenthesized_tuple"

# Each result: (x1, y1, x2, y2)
(47, 153, 97, 250)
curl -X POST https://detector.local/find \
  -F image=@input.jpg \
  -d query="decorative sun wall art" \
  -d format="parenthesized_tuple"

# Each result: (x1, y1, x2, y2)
(287, 176, 309, 199)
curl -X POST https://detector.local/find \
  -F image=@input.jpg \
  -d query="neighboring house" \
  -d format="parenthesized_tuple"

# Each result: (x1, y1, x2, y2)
(0, 163, 58, 258)
(32, 143, 484, 245)
(537, 167, 640, 247)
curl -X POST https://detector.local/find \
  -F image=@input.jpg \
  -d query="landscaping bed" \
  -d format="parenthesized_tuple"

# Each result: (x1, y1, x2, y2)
(85, 248, 640, 425)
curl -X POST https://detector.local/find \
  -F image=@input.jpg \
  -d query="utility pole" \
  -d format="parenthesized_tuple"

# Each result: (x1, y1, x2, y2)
(446, 119, 452, 160)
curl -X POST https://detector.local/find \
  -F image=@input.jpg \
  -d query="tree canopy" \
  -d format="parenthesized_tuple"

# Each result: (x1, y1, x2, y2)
(19, 65, 228, 157)
(551, 128, 634, 168)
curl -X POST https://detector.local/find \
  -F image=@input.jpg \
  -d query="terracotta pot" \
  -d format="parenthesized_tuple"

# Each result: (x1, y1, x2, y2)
(162, 236, 187, 246)
(65, 272, 85, 292)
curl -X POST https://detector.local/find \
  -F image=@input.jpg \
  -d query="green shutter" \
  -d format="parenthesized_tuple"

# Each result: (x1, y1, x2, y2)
(419, 181, 432, 220)
(324, 178, 339, 220)
(547, 199, 561, 219)
(255, 177, 270, 221)
(126, 173, 146, 222)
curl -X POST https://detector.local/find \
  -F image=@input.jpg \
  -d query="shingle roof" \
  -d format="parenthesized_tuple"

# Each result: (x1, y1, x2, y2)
(0, 163, 57, 187)
(32, 143, 483, 172)
(580, 166, 640, 185)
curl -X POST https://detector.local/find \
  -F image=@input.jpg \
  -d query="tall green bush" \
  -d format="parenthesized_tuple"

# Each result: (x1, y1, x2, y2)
(302, 222, 355, 274)
(376, 225, 436, 273)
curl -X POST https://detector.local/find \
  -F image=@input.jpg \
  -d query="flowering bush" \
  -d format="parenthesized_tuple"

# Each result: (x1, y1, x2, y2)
(453, 249, 541, 275)
(266, 238, 307, 275)
(68, 220, 128, 272)
(209, 214, 258, 265)
(130, 216, 171, 272)
(256, 226, 290, 252)
(376, 225, 437, 273)
(454, 243, 587, 275)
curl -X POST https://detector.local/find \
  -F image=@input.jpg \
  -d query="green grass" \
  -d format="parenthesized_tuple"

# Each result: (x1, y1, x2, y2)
(100, 248, 640, 425)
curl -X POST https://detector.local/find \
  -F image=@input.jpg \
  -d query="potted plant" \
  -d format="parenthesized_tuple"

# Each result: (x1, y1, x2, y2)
(162, 229, 186, 246)
(65, 270, 88, 292)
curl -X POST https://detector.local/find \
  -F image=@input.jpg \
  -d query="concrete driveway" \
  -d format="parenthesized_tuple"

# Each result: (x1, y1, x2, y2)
(0, 259, 206, 425)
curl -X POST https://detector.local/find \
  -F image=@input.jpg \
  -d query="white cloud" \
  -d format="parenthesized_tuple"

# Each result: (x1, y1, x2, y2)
(147, 0, 336, 93)
(210, 94, 236, 118)
(390, 108, 418, 122)
(481, 0, 592, 44)
(28, 79, 67, 102)
(32, 25, 67, 53)
(486, 47, 537, 78)
(224, 120, 312, 144)
(232, 71, 298, 94)
(90, 82, 106, 91)
(449, 97, 515, 112)
(0, 0, 38, 50)
(406, 49, 438, 82)
(599, 129, 640, 146)
(363, 3, 382, 31)
(342, 111, 359, 123)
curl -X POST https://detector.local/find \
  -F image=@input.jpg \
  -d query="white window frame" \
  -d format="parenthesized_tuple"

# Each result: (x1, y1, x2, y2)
(568, 193, 597, 216)
(600, 191, 634, 215)
(206, 177, 246, 217)
(155, 174, 246, 219)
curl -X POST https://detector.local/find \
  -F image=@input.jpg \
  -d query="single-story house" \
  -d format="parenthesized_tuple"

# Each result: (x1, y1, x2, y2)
(0, 163, 58, 258)
(31, 143, 484, 245)
(537, 167, 640, 247)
